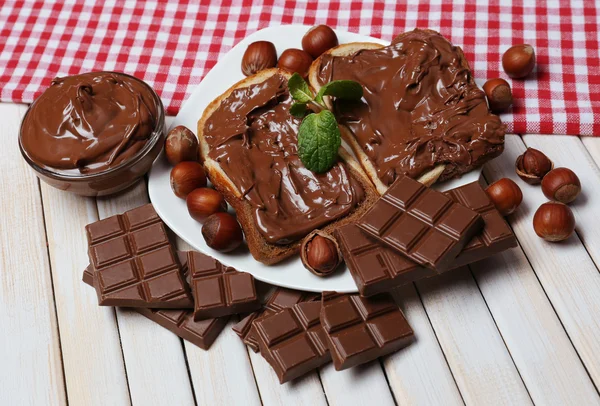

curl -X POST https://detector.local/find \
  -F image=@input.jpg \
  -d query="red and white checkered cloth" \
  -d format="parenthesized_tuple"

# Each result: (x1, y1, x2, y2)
(1, 0, 599, 135)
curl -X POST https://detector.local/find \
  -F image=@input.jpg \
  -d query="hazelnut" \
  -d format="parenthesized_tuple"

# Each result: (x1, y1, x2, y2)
(170, 161, 207, 199)
(302, 25, 338, 58)
(515, 148, 554, 184)
(483, 78, 512, 113)
(533, 202, 575, 242)
(502, 44, 536, 79)
(541, 167, 581, 204)
(202, 212, 244, 252)
(277, 48, 313, 78)
(241, 41, 277, 76)
(186, 188, 227, 221)
(300, 230, 342, 277)
(485, 178, 523, 216)
(165, 125, 199, 165)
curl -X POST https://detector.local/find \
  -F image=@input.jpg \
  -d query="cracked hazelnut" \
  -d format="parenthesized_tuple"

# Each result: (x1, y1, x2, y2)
(202, 212, 244, 252)
(502, 44, 536, 79)
(165, 125, 199, 165)
(241, 41, 278, 76)
(541, 167, 581, 204)
(301, 230, 342, 277)
(277, 48, 313, 78)
(483, 78, 512, 113)
(302, 25, 338, 58)
(486, 178, 523, 216)
(516, 148, 554, 184)
(533, 202, 575, 242)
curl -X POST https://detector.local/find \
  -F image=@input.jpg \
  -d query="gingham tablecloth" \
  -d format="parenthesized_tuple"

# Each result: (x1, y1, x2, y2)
(1, 0, 599, 136)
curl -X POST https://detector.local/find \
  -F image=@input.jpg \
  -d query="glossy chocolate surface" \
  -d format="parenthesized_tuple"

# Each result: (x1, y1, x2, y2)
(188, 251, 260, 320)
(203, 73, 365, 245)
(254, 301, 330, 383)
(233, 288, 320, 352)
(21, 72, 160, 175)
(316, 30, 505, 185)
(85, 204, 193, 308)
(320, 292, 414, 371)
(358, 175, 483, 272)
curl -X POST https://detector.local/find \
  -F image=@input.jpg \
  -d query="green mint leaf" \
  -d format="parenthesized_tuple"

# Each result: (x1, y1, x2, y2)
(290, 102, 308, 118)
(288, 73, 314, 103)
(315, 80, 363, 104)
(298, 110, 341, 173)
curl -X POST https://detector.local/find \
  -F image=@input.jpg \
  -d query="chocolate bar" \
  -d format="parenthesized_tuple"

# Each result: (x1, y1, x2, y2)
(444, 181, 517, 268)
(336, 181, 517, 296)
(358, 175, 483, 272)
(82, 251, 228, 350)
(233, 288, 320, 352)
(85, 204, 193, 308)
(254, 301, 330, 383)
(188, 251, 260, 320)
(320, 292, 414, 370)
(334, 224, 436, 297)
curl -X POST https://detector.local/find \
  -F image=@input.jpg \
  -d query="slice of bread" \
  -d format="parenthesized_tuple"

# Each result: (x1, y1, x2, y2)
(308, 29, 499, 195)
(197, 68, 378, 265)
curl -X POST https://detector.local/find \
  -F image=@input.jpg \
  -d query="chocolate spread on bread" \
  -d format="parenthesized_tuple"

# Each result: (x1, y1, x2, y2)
(21, 72, 160, 175)
(203, 74, 365, 245)
(315, 30, 505, 185)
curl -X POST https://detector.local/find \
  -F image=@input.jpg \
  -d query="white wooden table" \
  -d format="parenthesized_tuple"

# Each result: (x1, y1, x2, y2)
(3, 101, 600, 406)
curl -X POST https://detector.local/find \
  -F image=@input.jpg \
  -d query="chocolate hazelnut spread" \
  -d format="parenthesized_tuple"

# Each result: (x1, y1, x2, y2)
(203, 74, 365, 245)
(20, 72, 160, 175)
(316, 30, 505, 185)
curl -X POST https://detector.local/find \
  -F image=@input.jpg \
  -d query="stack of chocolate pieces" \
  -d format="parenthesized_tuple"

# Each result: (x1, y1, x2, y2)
(81, 176, 517, 384)
(82, 204, 260, 350)
(335, 176, 518, 297)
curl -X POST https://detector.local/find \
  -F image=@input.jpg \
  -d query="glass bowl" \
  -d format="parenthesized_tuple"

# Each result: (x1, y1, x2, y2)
(18, 72, 166, 197)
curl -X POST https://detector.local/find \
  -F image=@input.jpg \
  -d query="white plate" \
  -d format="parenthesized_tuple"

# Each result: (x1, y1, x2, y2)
(148, 24, 482, 293)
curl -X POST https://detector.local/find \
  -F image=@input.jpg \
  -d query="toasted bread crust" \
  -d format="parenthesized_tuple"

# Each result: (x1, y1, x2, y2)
(197, 69, 378, 265)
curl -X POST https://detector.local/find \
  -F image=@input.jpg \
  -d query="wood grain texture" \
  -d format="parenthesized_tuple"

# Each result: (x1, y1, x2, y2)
(95, 182, 196, 406)
(39, 183, 132, 406)
(417, 268, 533, 405)
(484, 134, 600, 388)
(384, 285, 464, 406)
(248, 349, 328, 406)
(0, 103, 67, 406)
(471, 248, 600, 405)
(176, 240, 262, 406)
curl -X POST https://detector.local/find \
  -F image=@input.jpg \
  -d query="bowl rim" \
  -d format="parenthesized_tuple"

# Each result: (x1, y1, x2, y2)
(18, 70, 166, 181)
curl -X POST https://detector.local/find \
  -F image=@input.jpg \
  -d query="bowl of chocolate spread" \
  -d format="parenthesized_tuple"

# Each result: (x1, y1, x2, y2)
(19, 71, 165, 196)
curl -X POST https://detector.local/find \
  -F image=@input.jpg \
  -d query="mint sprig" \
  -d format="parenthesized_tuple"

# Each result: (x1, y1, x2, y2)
(297, 110, 341, 173)
(287, 73, 363, 173)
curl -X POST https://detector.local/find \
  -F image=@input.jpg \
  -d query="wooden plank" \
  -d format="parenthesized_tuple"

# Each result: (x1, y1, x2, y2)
(483, 134, 600, 388)
(470, 248, 600, 405)
(319, 362, 395, 406)
(95, 182, 196, 406)
(417, 268, 533, 405)
(176, 240, 262, 406)
(248, 350, 328, 406)
(0, 103, 67, 405)
(39, 183, 132, 406)
(384, 285, 464, 406)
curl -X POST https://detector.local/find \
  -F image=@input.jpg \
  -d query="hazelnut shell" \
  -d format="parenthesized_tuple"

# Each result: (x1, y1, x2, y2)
(533, 201, 575, 242)
(165, 125, 199, 165)
(300, 230, 342, 277)
(241, 41, 278, 76)
(302, 25, 339, 58)
(277, 48, 313, 78)
(515, 148, 554, 185)
(541, 167, 581, 204)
